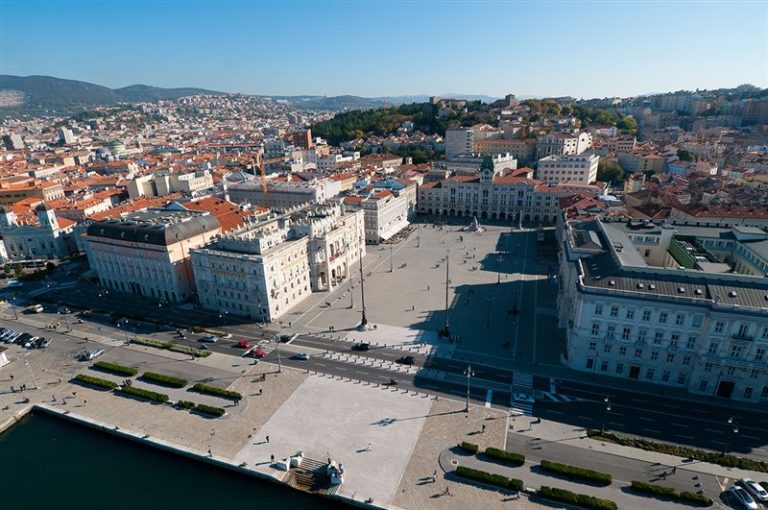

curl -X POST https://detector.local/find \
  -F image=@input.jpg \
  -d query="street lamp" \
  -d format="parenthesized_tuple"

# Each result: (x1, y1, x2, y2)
(722, 416, 740, 456)
(219, 311, 229, 336)
(116, 319, 131, 344)
(601, 397, 612, 434)
(463, 365, 475, 412)
(24, 360, 39, 390)
(389, 246, 393, 273)
(357, 247, 368, 329)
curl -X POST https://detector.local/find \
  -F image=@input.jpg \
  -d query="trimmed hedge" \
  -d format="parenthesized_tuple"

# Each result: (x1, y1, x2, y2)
(194, 404, 226, 417)
(631, 481, 713, 507)
(93, 361, 138, 377)
(455, 465, 523, 491)
(538, 486, 617, 510)
(176, 400, 195, 410)
(484, 447, 525, 466)
(140, 372, 188, 388)
(191, 383, 242, 401)
(588, 430, 768, 474)
(540, 460, 612, 486)
(131, 337, 211, 358)
(118, 385, 169, 403)
(459, 441, 479, 454)
(73, 374, 118, 391)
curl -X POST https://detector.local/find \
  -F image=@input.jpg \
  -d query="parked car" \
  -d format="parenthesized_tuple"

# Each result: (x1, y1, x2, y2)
(396, 355, 415, 365)
(739, 479, 768, 503)
(249, 348, 268, 359)
(351, 343, 370, 351)
(200, 335, 218, 343)
(235, 340, 251, 349)
(729, 486, 758, 510)
(24, 336, 43, 349)
(3, 331, 20, 343)
(279, 334, 298, 343)
(513, 393, 535, 404)
(59, 307, 71, 314)
(78, 349, 104, 362)
(15, 333, 33, 345)
(37, 337, 51, 348)
(293, 352, 310, 360)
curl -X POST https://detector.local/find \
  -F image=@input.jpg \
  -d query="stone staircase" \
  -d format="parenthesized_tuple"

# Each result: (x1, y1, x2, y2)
(286, 456, 338, 495)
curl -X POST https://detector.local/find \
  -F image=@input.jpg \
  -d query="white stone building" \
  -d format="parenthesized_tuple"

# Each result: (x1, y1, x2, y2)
(343, 189, 409, 244)
(536, 132, 592, 158)
(0, 204, 76, 261)
(227, 177, 341, 210)
(537, 152, 600, 184)
(127, 169, 214, 199)
(84, 209, 221, 303)
(558, 217, 768, 403)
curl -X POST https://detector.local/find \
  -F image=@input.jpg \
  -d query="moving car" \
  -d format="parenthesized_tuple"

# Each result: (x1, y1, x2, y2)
(293, 352, 310, 360)
(513, 393, 535, 404)
(279, 334, 298, 343)
(248, 348, 268, 359)
(200, 335, 218, 343)
(26, 304, 44, 313)
(396, 355, 416, 366)
(235, 340, 251, 349)
(729, 486, 758, 510)
(351, 343, 370, 351)
(739, 479, 768, 503)
(78, 349, 105, 362)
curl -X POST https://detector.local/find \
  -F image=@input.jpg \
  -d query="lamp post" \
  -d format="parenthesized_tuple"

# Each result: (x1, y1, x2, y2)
(722, 416, 740, 456)
(358, 247, 368, 329)
(389, 246, 393, 273)
(463, 365, 475, 412)
(439, 249, 450, 338)
(24, 360, 39, 390)
(219, 311, 229, 336)
(601, 397, 612, 434)
(116, 319, 131, 344)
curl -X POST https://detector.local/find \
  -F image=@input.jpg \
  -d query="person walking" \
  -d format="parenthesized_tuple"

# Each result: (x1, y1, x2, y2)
(482, 424, 486, 433)
(266, 435, 270, 443)
(270, 454, 275, 463)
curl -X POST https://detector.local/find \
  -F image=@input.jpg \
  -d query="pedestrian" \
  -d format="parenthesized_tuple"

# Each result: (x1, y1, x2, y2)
(433, 469, 437, 482)
(83, 400, 87, 405)
(427, 285, 430, 291)
(270, 454, 275, 463)
(672, 466, 677, 474)
(482, 424, 486, 433)
(367, 442, 372, 451)
(259, 388, 263, 396)
(9, 374, 13, 380)
(72, 391, 77, 398)
(266, 435, 270, 443)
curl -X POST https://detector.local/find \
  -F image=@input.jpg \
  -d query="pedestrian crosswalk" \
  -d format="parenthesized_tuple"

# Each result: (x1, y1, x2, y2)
(28, 287, 52, 298)
(511, 372, 534, 416)
(536, 392, 578, 403)
(97, 337, 127, 347)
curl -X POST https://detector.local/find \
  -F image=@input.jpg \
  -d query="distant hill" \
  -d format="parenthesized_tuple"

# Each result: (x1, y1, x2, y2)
(0, 75, 222, 117)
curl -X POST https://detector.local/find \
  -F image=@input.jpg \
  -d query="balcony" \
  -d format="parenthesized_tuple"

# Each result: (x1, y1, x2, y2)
(732, 333, 754, 342)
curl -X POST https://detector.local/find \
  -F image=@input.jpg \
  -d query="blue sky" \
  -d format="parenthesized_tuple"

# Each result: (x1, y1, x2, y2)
(1, 1, 766, 98)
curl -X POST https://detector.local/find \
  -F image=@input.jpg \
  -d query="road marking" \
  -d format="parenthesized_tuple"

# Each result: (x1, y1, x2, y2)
(315, 363, 327, 367)
(669, 422, 689, 428)
(676, 434, 695, 440)
(641, 428, 662, 434)
(638, 417, 655, 422)
(609, 411, 624, 417)
(705, 428, 721, 433)
(546, 410, 564, 415)
(741, 434, 761, 440)
(336, 367, 347, 372)
(485, 389, 493, 408)
(710, 440, 727, 445)
(576, 415, 593, 421)
(355, 371, 367, 375)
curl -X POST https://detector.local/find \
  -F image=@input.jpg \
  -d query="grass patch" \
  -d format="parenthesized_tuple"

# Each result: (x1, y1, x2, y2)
(191, 383, 242, 401)
(194, 404, 226, 417)
(538, 486, 617, 510)
(458, 441, 479, 454)
(118, 385, 169, 403)
(140, 372, 188, 388)
(92, 361, 138, 377)
(587, 430, 768, 473)
(484, 447, 525, 466)
(540, 460, 612, 486)
(73, 374, 118, 391)
(455, 466, 523, 491)
(631, 481, 712, 507)
(131, 337, 211, 358)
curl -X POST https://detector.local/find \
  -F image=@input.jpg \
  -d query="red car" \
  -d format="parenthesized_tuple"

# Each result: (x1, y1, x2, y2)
(236, 339, 251, 349)
(249, 348, 268, 359)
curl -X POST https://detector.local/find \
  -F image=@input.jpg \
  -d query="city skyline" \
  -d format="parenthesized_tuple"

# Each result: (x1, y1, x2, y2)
(2, 1, 766, 99)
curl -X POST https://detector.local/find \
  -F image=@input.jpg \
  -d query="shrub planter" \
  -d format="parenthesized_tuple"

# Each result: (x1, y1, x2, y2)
(539, 460, 612, 486)
(191, 383, 242, 402)
(455, 466, 523, 491)
(176, 400, 195, 410)
(538, 485, 618, 510)
(140, 372, 188, 388)
(118, 385, 169, 403)
(631, 481, 713, 507)
(73, 374, 118, 391)
(194, 404, 226, 418)
(131, 337, 211, 358)
(458, 441, 479, 454)
(484, 447, 525, 466)
(92, 361, 138, 377)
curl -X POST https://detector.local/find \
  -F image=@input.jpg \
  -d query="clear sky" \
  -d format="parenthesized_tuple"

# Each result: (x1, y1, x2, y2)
(1, 0, 766, 99)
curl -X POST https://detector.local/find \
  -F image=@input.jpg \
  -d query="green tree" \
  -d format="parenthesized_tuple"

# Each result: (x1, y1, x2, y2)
(45, 261, 56, 275)
(13, 264, 22, 278)
(677, 149, 694, 161)
(597, 160, 625, 183)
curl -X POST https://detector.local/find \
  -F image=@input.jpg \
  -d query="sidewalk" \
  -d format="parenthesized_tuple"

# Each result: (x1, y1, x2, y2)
(510, 413, 766, 482)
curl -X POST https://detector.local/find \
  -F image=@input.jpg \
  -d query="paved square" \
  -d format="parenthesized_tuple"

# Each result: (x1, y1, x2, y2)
(236, 374, 433, 504)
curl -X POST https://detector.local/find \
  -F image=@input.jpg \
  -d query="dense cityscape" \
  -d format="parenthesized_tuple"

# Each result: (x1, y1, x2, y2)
(2, 2, 768, 509)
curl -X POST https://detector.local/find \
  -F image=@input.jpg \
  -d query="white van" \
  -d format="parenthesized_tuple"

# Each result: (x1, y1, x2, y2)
(27, 304, 44, 313)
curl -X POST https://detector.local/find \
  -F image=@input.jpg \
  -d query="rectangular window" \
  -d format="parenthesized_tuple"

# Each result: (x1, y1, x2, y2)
(591, 323, 600, 336)
(635, 348, 643, 358)
(616, 363, 624, 374)
(619, 346, 627, 356)
(699, 380, 708, 392)
(757, 348, 765, 362)
(594, 303, 603, 316)
(654, 331, 663, 344)
(662, 371, 670, 382)
(600, 362, 608, 372)
(626, 308, 635, 320)
(646, 368, 655, 380)
(622, 327, 631, 340)
(763, 327, 768, 339)
(604, 344, 612, 354)
(589, 342, 597, 351)
(650, 351, 659, 361)
(642, 310, 651, 322)
(677, 374, 686, 385)
(667, 353, 675, 363)
(586, 358, 594, 369)
(683, 356, 691, 365)
(638, 330, 647, 343)
(610, 306, 619, 317)
(714, 321, 724, 333)
(686, 336, 697, 350)
(675, 314, 685, 326)
(606, 325, 615, 339)
(708, 342, 718, 355)
(670, 334, 679, 347)
(692, 315, 702, 328)
(744, 387, 753, 399)
(659, 312, 668, 324)
(751, 369, 760, 379)
(704, 363, 714, 372)
(731, 345, 743, 358)
(727, 367, 735, 376)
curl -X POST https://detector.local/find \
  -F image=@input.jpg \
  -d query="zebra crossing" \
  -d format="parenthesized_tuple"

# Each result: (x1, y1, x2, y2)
(94, 337, 127, 347)
(511, 371, 534, 416)
(535, 391, 579, 403)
